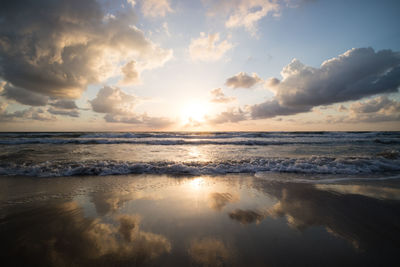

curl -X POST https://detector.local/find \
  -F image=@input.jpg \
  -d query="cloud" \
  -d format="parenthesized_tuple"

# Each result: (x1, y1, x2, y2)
(251, 99, 309, 118)
(189, 33, 233, 62)
(322, 96, 400, 124)
(204, 0, 280, 36)
(127, 0, 136, 8)
(210, 88, 236, 103)
(0, 0, 172, 100)
(348, 96, 400, 122)
(90, 86, 137, 115)
(90, 86, 172, 128)
(162, 22, 171, 37)
(225, 72, 263, 89)
(1, 83, 49, 106)
(47, 107, 79, 118)
(121, 61, 140, 85)
(350, 96, 399, 114)
(34, 99, 81, 118)
(251, 48, 400, 119)
(0, 106, 55, 122)
(207, 107, 248, 124)
(105, 113, 173, 128)
(140, 0, 173, 18)
(1, 82, 80, 118)
(0, 101, 7, 113)
(49, 100, 78, 110)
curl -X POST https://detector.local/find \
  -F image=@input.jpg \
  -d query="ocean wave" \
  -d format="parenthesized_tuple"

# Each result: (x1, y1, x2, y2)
(0, 138, 393, 146)
(2, 131, 398, 140)
(1, 156, 399, 177)
(1, 132, 398, 146)
(77, 131, 398, 139)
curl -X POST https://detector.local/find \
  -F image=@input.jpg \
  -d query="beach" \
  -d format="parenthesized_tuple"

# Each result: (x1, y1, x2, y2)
(1, 174, 400, 266)
(1, 132, 400, 266)
(1, 0, 400, 265)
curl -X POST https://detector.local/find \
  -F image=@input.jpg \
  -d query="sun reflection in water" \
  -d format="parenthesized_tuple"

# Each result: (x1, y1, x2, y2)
(189, 177, 205, 190)
(187, 146, 211, 162)
(188, 146, 201, 159)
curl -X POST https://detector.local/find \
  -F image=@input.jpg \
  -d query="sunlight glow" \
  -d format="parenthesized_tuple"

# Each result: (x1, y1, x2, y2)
(180, 102, 210, 125)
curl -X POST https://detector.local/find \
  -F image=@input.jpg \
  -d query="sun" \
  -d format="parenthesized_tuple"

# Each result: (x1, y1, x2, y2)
(180, 101, 210, 125)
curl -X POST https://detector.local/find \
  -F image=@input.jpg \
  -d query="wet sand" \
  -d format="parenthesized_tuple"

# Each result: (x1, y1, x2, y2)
(1, 174, 400, 266)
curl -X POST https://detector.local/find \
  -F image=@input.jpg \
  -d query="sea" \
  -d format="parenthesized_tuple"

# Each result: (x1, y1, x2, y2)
(1, 131, 400, 266)
(0, 131, 399, 178)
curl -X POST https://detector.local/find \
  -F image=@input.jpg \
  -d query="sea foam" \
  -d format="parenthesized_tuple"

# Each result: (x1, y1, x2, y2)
(1, 156, 399, 177)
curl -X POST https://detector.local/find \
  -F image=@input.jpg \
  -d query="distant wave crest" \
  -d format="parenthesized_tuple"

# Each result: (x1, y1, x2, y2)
(1, 131, 398, 145)
(1, 138, 399, 146)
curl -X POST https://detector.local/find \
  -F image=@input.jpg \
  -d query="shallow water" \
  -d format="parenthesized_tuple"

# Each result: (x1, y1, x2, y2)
(1, 174, 400, 266)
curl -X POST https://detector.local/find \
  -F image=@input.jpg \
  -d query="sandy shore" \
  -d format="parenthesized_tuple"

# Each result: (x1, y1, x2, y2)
(1, 174, 400, 266)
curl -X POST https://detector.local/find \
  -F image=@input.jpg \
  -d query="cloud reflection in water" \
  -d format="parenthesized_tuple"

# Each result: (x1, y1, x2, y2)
(0, 201, 171, 266)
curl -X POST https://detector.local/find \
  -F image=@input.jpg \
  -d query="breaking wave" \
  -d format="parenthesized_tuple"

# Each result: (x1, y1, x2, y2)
(1, 156, 399, 177)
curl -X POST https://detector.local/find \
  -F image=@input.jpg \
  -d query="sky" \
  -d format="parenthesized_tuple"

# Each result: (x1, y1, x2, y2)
(0, 0, 399, 131)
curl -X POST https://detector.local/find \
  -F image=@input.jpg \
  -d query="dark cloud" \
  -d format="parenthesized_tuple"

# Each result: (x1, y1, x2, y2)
(104, 113, 141, 124)
(251, 99, 309, 119)
(47, 107, 79, 118)
(47, 99, 80, 117)
(225, 72, 263, 89)
(210, 88, 236, 103)
(0, 0, 172, 99)
(0, 106, 54, 122)
(251, 48, 400, 119)
(1, 83, 49, 106)
(49, 100, 78, 110)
